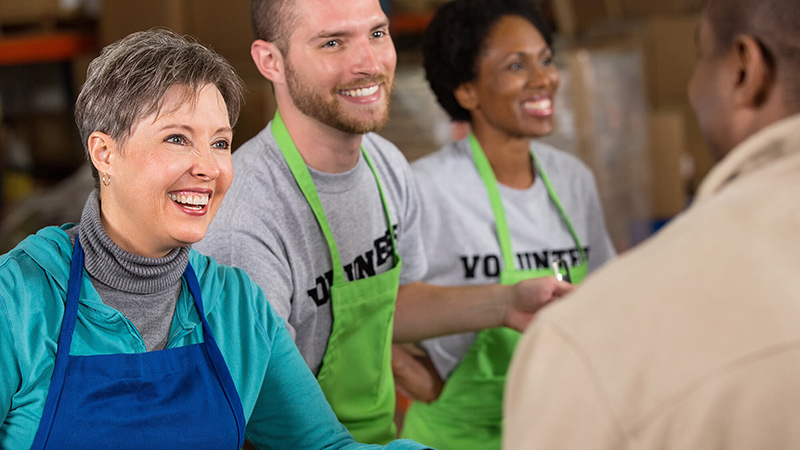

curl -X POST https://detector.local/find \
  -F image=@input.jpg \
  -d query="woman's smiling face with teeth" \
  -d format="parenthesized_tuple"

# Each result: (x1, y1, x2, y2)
(463, 15, 560, 139)
(98, 84, 233, 258)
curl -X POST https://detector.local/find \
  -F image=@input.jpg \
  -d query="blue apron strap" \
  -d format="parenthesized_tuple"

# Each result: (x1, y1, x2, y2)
(182, 264, 246, 448)
(31, 235, 85, 450)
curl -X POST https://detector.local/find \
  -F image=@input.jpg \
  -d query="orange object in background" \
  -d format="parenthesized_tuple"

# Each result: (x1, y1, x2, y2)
(0, 31, 96, 66)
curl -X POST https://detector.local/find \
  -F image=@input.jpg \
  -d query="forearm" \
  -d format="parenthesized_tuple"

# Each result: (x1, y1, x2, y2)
(245, 324, 355, 449)
(0, 298, 19, 428)
(393, 282, 511, 343)
(246, 327, 434, 449)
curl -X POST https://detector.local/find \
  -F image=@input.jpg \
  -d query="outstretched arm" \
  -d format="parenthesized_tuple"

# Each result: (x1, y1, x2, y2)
(393, 277, 574, 343)
(246, 311, 432, 450)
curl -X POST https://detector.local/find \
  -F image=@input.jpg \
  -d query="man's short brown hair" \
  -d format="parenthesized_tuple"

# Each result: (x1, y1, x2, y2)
(251, 0, 301, 53)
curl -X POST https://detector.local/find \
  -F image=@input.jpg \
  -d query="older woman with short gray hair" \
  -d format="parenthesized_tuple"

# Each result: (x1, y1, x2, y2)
(0, 29, 430, 450)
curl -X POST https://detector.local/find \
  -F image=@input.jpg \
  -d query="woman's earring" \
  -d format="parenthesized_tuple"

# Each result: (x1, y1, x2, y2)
(101, 173, 111, 186)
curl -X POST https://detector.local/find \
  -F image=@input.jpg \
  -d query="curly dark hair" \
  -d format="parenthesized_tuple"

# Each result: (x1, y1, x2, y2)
(422, 0, 553, 122)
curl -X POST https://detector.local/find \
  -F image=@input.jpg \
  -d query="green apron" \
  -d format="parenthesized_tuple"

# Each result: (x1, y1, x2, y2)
(272, 112, 402, 445)
(401, 134, 588, 449)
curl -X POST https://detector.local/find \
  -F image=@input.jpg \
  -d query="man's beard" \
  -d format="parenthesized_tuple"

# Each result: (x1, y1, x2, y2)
(284, 58, 393, 134)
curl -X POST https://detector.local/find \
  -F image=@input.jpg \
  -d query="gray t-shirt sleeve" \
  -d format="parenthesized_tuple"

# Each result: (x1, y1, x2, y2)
(196, 226, 297, 339)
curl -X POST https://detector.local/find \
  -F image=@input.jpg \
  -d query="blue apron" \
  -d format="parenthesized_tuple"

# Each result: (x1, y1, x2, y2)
(30, 236, 246, 449)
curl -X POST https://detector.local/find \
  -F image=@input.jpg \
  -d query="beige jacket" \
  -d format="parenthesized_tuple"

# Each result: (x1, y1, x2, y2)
(504, 113, 800, 450)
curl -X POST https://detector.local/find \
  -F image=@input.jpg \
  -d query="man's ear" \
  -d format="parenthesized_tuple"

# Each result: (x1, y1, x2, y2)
(454, 82, 479, 112)
(251, 40, 285, 85)
(732, 34, 772, 108)
(88, 131, 116, 177)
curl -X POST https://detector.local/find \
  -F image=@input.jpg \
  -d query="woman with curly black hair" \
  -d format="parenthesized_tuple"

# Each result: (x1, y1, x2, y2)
(402, 0, 616, 448)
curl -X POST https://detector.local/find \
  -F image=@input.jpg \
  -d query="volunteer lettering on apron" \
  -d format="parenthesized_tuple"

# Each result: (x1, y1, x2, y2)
(307, 224, 399, 306)
(460, 246, 590, 279)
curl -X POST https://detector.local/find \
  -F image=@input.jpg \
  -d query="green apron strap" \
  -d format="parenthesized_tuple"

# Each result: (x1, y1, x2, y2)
(530, 151, 588, 264)
(271, 112, 402, 444)
(469, 133, 517, 273)
(271, 111, 398, 284)
(361, 151, 399, 261)
(468, 133, 587, 267)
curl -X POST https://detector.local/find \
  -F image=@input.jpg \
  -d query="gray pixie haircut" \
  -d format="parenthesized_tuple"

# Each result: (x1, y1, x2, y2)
(74, 28, 246, 187)
(251, 0, 300, 53)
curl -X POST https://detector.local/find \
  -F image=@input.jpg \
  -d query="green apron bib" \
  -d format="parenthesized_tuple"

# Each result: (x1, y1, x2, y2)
(401, 134, 588, 449)
(272, 112, 402, 445)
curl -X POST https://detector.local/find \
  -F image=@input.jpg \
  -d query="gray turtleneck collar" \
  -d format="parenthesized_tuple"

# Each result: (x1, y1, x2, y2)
(67, 190, 188, 350)
(75, 190, 189, 294)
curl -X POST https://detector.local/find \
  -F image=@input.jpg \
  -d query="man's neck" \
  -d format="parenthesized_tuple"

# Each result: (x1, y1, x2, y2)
(277, 102, 363, 174)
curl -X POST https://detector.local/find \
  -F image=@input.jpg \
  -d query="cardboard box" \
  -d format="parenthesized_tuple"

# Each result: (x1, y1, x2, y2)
(234, 79, 276, 147)
(551, 0, 618, 36)
(648, 109, 688, 217)
(14, 112, 84, 176)
(605, 13, 712, 192)
(98, 0, 272, 145)
(224, 55, 263, 93)
(190, 0, 252, 63)
(551, 0, 704, 35)
(99, 0, 191, 46)
(70, 50, 99, 98)
(536, 41, 652, 250)
(680, 104, 715, 192)
(390, 0, 447, 14)
(100, 0, 254, 60)
(621, 0, 704, 17)
(642, 14, 701, 109)
(0, 0, 60, 23)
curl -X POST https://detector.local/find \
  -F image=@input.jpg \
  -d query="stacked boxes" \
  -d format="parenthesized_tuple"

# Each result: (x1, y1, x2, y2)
(539, 42, 652, 251)
(551, 0, 706, 223)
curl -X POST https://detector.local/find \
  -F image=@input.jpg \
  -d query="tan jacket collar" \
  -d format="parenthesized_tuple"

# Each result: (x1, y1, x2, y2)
(696, 112, 800, 203)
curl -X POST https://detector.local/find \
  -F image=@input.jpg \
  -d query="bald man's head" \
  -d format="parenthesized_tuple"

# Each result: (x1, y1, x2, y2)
(706, 0, 800, 110)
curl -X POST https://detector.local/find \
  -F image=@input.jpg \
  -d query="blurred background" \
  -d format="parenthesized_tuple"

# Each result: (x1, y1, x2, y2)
(0, 0, 706, 254)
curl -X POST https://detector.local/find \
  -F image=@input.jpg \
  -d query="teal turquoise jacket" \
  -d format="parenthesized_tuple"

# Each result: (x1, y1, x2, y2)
(0, 224, 428, 450)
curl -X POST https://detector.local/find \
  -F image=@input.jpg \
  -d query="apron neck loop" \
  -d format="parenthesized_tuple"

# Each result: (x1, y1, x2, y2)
(529, 151, 587, 264)
(468, 133, 587, 269)
(272, 111, 399, 285)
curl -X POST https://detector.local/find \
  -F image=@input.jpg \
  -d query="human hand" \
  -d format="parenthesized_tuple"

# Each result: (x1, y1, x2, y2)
(391, 344, 444, 403)
(504, 276, 575, 331)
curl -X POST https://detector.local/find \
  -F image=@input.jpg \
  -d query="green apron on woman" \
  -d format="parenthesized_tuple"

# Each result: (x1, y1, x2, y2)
(273, 112, 402, 445)
(401, 134, 588, 449)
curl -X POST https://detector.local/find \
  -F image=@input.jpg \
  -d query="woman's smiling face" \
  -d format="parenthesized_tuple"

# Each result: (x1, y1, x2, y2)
(461, 15, 560, 139)
(96, 84, 233, 258)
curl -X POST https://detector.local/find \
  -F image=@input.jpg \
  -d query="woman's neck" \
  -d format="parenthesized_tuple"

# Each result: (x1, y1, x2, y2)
(472, 121, 535, 189)
(79, 190, 189, 294)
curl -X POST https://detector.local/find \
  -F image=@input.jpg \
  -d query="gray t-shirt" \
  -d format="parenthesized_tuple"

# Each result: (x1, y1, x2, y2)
(411, 137, 616, 378)
(196, 121, 427, 374)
